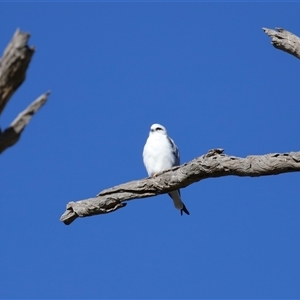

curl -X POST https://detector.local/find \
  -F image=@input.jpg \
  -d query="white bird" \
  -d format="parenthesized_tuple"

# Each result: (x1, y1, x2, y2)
(143, 124, 190, 215)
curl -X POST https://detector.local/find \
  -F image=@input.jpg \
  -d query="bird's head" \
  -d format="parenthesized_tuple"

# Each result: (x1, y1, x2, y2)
(149, 124, 167, 136)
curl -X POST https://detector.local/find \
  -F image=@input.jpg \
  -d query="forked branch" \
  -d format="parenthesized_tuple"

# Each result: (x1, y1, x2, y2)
(0, 29, 49, 154)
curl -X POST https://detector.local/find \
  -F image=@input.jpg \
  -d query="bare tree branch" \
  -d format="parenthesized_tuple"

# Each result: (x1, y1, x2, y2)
(0, 29, 34, 115)
(0, 29, 49, 154)
(0, 92, 50, 154)
(61, 26, 300, 225)
(60, 149, 300, 225)
(263, 27, 300, 59)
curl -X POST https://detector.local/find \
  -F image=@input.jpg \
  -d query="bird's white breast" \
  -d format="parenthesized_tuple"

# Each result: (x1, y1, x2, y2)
(143, 134, 176, 176)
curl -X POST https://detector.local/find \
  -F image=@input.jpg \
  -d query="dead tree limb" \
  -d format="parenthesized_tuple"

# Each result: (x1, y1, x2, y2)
(263, 27, 300, 59)
(0, 29, 34, 114)
(0, 29, 49, 153)
(60, 149, 300, 225)
(0, 92, 50, 154)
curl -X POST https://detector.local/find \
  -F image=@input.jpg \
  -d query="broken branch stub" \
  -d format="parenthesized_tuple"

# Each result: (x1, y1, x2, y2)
(0, 29, 35, 115)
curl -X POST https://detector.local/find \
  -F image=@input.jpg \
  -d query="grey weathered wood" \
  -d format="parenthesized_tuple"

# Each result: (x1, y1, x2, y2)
(0, 29, 49, 154)
(60, 149, 300, 225)
(263, 27, 300, 59)
(0, 29, 34, 115)
(0, 92, 50, 154)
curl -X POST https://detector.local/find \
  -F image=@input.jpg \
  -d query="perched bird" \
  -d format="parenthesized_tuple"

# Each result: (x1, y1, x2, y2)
(143, 123, 190, 215)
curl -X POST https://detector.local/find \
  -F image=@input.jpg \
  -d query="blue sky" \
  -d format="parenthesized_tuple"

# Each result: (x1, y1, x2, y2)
(1, 2, 300, 299)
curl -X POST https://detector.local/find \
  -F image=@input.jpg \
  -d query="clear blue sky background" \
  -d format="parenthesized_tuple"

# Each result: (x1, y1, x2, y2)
(0, 2, 300, 299)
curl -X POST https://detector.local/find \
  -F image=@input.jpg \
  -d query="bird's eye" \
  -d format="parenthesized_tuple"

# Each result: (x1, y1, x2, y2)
(156, 127, 162, 131)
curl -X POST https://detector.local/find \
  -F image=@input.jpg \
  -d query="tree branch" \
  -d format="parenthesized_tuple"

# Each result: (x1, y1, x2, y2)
(0, 29, 50, 154)
(0, 29, 34, 115)
(0, 92, 50, 154)
(263, 27, 300, 59)
(60, 149, 300, 225)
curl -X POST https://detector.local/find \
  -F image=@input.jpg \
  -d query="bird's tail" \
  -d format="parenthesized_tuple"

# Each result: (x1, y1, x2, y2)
(181, 203, 190, 216)
(168, 190, 190, 215)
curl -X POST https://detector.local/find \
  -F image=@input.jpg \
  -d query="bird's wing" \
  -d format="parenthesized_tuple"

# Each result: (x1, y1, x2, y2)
(167, 137, 180, 166)
(143, 139, 153, 176)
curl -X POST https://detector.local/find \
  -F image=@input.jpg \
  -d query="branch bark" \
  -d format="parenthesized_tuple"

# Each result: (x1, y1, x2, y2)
(263, 27, 300, 59)
(60, 149, 300, 225)
(0, 92, 50, 154)
(0, 29, 34, 115)
(0, 29, 49, 154)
